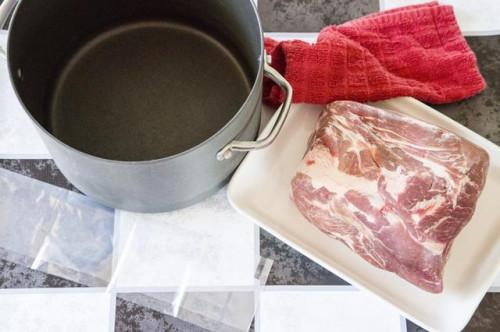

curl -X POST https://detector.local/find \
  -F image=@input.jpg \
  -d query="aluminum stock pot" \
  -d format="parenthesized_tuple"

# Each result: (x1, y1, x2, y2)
(0, 0, 292, 212)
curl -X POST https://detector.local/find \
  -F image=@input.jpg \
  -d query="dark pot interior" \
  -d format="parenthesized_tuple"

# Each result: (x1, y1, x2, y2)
(8, 0, 262, 161)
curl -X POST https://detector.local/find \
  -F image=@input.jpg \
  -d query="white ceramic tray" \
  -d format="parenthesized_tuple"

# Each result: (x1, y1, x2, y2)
(228, 97, 500, 332)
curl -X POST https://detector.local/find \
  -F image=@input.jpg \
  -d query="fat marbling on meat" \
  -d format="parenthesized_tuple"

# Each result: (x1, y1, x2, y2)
(291, 101, 489, 293)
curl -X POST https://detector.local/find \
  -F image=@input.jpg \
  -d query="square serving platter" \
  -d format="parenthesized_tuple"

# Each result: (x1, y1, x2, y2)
(228, 96, 500, 332)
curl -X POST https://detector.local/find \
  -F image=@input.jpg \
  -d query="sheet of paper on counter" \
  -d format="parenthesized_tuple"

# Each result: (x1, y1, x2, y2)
(0, 32, 49, 157)
(260, 288, 402, 332)
(0, 291, 111, 332)
(380, 0, 500, 35)
(111, 188, 255, 288)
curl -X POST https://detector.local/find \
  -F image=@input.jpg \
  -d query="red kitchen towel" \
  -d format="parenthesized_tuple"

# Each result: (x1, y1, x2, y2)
(264, 2, 486, 107)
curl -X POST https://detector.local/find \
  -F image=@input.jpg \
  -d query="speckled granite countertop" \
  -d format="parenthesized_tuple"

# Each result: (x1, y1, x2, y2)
(0, 1, 499, 332)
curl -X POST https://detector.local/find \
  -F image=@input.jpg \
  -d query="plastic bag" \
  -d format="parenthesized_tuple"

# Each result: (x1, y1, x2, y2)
(117, 257, 272, 332)
(0, 168, 271, 330)
(0, 168, 115, 286)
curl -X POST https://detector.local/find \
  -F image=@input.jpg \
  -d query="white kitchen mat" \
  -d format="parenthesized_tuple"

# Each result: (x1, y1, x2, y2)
(0, 290, 112, 332)
(110, 188, 256, 289)
(259, 287, 402, 332)
(380, 0, 500, 36)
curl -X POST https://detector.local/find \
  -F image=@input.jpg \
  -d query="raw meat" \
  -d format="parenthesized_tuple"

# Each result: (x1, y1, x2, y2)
(291, 101, 489, 293)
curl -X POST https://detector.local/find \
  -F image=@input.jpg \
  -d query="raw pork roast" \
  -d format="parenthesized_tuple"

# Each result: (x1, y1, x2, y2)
(291, 101, 489, 292)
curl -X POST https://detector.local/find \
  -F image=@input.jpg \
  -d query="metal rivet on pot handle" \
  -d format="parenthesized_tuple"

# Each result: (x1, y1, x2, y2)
(0, 0, 18, 60)
(217, 61, 293, 161)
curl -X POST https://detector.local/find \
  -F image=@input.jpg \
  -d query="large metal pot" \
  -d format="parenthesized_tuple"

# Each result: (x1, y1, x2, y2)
(0, 0, 292, 212)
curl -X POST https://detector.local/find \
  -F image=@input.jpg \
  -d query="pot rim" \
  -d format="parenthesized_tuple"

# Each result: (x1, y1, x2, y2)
(6, 0, 265, 165)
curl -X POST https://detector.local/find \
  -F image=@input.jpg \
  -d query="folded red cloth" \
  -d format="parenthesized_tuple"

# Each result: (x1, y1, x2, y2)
(264, 2, 486, 107)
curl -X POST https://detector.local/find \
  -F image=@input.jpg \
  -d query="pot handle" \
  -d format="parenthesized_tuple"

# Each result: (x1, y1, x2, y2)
(0, 0, 17, 60)
(217, 61, 293, 161)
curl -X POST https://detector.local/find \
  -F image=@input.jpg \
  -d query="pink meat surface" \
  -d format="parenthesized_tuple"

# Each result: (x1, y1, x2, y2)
(291, 101, 489, 293)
